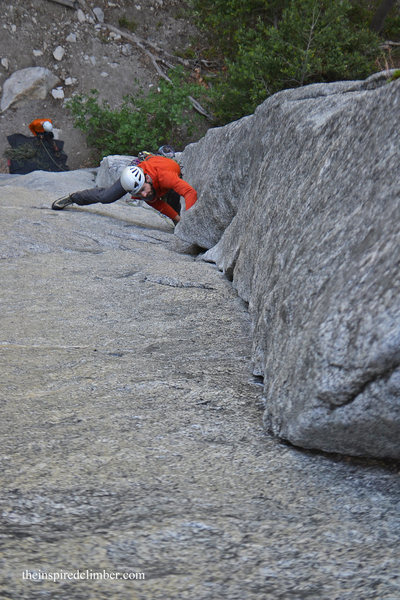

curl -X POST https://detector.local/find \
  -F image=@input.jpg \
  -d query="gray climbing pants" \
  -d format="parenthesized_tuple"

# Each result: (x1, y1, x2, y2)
(70, 178, 126, 206)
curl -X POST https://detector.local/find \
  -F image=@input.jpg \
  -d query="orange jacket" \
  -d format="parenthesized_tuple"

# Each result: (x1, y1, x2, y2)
(137, 156, 197, 220)
(29, 118, 53, 136)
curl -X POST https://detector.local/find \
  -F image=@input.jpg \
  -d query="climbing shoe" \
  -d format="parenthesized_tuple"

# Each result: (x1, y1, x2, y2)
(52, 194, 74, 210)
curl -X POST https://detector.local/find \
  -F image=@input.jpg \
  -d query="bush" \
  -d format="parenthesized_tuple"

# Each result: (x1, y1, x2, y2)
(188, 0, 284, 52)
(66, 68, 207, 159)
(191, 0, 384, 123)
(207, 0, 380, 122)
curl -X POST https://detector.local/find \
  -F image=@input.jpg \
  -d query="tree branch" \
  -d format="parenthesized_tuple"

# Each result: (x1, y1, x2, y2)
(188, 96, 214, 121)
(380, 40, 400, 48)
(104, 23, 214, 121)
(299, 4, 321, 86)
(45, 2, 215, 122)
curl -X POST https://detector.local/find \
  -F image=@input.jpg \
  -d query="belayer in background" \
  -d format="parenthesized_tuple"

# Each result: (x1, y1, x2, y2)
(29, 118, 54, 138)
(51, 149, 197, 226)
(6, 118, 69, 174)
(28, 118, 66, 163)
(29, 118, 61, 152)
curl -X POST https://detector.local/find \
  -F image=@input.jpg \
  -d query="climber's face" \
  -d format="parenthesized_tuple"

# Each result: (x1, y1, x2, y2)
(136, 176, 156, 201)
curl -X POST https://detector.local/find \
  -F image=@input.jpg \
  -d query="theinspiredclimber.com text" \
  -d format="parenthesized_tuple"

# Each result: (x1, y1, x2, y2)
(22, 569, 145, 581)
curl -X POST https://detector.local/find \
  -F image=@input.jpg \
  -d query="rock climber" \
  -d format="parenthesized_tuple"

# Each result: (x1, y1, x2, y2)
(28, 118, 54, 138)
(51, 154, 197, 225)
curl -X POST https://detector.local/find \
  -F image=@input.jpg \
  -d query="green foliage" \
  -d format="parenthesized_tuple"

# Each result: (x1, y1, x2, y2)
(198, 0, 381, 122)
(175, 45, 197, 60)
(66, 68, 206, 159)
(188, 0, 285, 52)
(68, 0, 398, 155)
(379, 5, 400, 40)
(389, 69, 400, 81)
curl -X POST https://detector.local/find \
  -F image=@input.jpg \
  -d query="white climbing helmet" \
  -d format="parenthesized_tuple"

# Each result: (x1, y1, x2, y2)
(120, 165, 146, 193)
(42, 120, 53, 132)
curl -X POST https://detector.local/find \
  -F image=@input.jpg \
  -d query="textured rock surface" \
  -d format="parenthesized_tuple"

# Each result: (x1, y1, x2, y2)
(0, 168, 98, 197)
(0, 67, 60, 112)
(177, 72, 400, 459)
(1, 173, 399, 599)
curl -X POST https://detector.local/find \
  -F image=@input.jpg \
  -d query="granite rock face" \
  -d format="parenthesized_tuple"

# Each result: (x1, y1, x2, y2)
(0, 168, 98, 197)
(95, 154, 133, 187)
(1, 172, 399, 600)
(177, 72, 400, 459)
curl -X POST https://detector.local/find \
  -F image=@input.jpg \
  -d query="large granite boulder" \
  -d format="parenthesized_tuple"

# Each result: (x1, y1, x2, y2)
(0, 67, 59, 112)
(176, 71, 400, 459)
(95, 154, 133, 187)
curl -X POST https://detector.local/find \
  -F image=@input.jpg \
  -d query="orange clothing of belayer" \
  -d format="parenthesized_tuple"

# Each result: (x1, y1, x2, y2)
(137, 155, 197, 220)
(29, 118, 53, 136)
